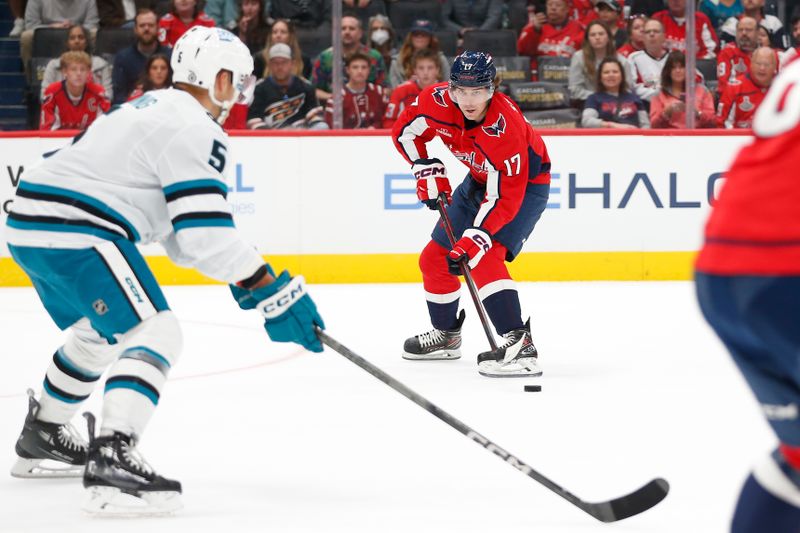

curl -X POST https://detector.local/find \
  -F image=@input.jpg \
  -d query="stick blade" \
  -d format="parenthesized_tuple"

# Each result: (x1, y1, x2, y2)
(583, 478, 670, 523)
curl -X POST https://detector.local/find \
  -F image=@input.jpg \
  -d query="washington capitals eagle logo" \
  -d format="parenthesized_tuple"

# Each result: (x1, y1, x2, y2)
(482, 113, 506, 137)
(432, 86, 448, 108)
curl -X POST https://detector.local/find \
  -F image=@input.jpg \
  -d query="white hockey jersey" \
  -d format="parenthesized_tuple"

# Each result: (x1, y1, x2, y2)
(5, 88, 264, 284)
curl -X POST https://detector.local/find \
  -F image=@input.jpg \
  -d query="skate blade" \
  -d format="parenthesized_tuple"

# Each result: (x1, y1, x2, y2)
(478, 359, 543, 378)
(10, 457, 84, 478)
(82, 486, 183, 517)
(402, 349, 461, 361)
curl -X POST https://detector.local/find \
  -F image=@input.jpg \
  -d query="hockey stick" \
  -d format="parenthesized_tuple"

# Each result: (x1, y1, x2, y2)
(436, 195, 498, 351)
(316, 327, 669, 523)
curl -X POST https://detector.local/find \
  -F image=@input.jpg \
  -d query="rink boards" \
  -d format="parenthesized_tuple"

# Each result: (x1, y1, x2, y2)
(0, 131, 752, 285)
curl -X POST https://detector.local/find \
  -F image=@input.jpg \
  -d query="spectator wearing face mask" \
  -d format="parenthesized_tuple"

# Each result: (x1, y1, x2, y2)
(368, 14, 396, 77)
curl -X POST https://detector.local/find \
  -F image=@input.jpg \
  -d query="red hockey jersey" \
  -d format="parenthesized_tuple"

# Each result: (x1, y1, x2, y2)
(158, 12, 215, 47)
(717, 74, 768, 128)
(325, 83, 387, 129)
(652, 10, 719, 59)
(696, 58, 800, 274)
(391, 83, 551, 236)
(40, 81, 110, 131)
(716, 43, 751, 95)
(383, 80, 422, 128)
(517, 20, 584, 77)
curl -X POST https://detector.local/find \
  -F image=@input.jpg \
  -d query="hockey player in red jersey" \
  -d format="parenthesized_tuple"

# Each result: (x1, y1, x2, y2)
(391, 52, 551, 378)
(40, 51, 110, 131)
(696, 54, 800, 533)
(717, 46, 777, 128)
(383, 49, 441, 129)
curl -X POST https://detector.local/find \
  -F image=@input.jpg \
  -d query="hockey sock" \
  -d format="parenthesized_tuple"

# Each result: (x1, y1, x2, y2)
(471, 245, 524, 335)
(732, 449, 800, 533)
(37, 321, 119, 424)
(101, 312, 181, 437)
(420, 240, 461, 330)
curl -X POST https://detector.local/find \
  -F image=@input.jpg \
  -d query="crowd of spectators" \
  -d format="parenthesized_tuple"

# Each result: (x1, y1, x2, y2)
(7, 0, 800, 131)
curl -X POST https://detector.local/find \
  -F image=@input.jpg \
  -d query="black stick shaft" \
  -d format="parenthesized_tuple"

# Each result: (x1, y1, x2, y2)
(436, 197, 498, 351)
(316, 329, 669, 522)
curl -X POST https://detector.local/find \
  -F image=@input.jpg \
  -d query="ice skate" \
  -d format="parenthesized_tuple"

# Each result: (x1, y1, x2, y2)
(477, 320, 542, 377)
(403, 310, 465, 360)
(82, 413, 182, 517)
(10, 389, 87, 478)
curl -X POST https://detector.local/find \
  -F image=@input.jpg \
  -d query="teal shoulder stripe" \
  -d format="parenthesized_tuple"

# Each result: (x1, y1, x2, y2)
(163, 179, 228, 196)
(6, 218, 124, 241)
(173, 218, 236, 232)
(17, 182, 141, 242)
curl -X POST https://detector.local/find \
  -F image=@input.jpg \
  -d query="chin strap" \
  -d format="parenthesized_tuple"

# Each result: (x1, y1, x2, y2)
(208, 85, 237, 125)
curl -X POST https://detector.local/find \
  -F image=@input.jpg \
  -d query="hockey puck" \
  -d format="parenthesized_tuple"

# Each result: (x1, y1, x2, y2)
(524, 385, 542, 392)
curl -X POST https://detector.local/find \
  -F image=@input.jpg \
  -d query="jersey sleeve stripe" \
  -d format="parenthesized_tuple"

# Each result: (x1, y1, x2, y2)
(171, 211, 235, 231)
(163, 179, 228, 200)
(16, 182, 139, 241)
(6, 212, 128, 241)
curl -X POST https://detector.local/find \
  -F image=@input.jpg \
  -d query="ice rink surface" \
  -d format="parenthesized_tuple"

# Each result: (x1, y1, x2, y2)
(0, 281, 775, 532)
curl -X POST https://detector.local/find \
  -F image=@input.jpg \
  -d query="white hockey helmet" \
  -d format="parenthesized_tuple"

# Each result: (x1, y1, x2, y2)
(171, 26, 255, 124)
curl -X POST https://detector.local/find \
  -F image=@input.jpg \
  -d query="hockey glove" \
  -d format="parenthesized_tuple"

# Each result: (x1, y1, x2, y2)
(447, 227, 492, 275)
(230, 265, 325, 353)
(412, 157, 451, 209)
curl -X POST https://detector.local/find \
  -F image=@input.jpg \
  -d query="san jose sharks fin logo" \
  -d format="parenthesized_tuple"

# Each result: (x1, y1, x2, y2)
(432, 86, 448, 107)
(482, 113, 506, 137)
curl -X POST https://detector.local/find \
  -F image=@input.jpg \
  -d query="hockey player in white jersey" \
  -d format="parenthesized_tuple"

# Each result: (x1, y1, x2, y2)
(5, 26, 324, 515)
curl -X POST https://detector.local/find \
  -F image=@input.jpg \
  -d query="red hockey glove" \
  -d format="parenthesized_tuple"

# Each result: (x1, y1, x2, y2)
(412, 157, 451, 210)
(447, 227, 492, 275)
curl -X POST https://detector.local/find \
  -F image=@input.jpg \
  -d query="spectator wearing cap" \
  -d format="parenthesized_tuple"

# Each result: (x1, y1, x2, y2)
(699, 0, 742, 32)
(313, 14, 386, 102)
(325, 52, 387, 128)
(388, 19, 450, 87)
(652, 0, 719, 58)
(158, 0, 215, 47)
(569, 20, 634, 103)
(248, 43, 327, 129)
(112, 8, 172, 105)
(518, 0, 584, 77)
(593, 0, 628, 48)
(254, 18, 311, 80)
(582, 56, 649, 128)
(20, 0, 99, 77)
(442, 0, 503, 38)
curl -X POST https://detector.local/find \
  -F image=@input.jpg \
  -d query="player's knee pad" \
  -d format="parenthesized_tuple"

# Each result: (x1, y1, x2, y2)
(121, 310, 183, 369)
(419, 240, 449, 276)
(62, 318, 122, 372)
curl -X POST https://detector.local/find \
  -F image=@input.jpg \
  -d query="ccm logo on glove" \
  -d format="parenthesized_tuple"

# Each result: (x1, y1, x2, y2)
(412, 157, 452, 209)
(448, 227, 493, 274)
(257, 276, 307, 318)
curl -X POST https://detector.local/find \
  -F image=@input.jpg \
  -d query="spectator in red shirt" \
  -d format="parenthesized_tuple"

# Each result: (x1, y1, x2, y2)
(717, 16, 757, 95)
(41, 51, 110, 130)
(653, 0, 719, 58)
(517, 0, 584, 77)
(650, 51, 717, 127)
(325, 52, 387, 129)
(717, 46, 777, 128)
(127, 53, 172, 100)
(383, 49, 441, 128)
(158, 0, 215, 46)
(618, 14, 647, 57)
